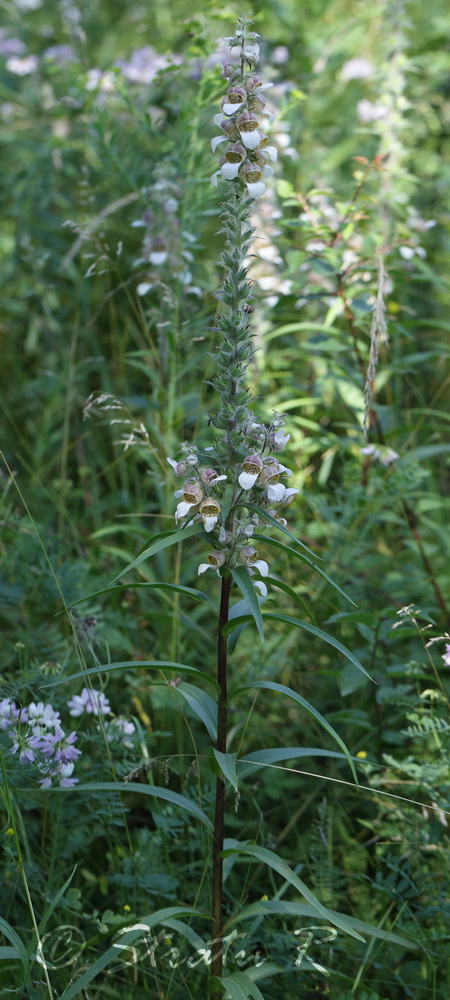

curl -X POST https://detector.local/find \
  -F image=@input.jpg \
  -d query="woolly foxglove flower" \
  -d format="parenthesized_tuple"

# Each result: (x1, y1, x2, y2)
(198, 551, 226, 576)
(239, 546, 269, 578)
(219, 142, 247, 179)
(175, 481, 203, 523)
(236, 111, 262, 149)
(199, 498, 221, 533)
(221, 86, 247, 116)
(266, 483, 299, 503)
(239, 454, 264, 489)
(239, 161, 266, 198)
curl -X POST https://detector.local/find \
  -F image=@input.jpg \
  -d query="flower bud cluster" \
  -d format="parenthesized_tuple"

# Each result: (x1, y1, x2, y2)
(211, 21, 277, 199)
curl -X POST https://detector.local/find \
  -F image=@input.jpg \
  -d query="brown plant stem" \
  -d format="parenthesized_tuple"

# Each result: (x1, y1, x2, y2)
(210, 572, 232, 989)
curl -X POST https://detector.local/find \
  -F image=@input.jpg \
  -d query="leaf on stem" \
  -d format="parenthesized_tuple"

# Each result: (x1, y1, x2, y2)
(220, 845, 364, 940)
(213, 750, 239, 791)
(231, 680, 358, 784)
(230, 566, 264, 641)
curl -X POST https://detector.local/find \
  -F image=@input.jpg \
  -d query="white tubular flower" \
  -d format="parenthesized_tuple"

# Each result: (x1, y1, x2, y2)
(239, 454, 264, 489)
(236, 111, 262, 149)
(239, 162, 266, 198)
(221, 86, 247, 116)
(254, 580, 267, 597)
(240, 546, 269, 581)
(211, 135, 228, 153)
(175, 481, 203, 523)
(264, 145, 278, 162)
(148, 237, 168, 266)
(267, 483, 300, 504)
(198, 551, 226, 576)
(273, 429, 290, 450)
(220, 142, 247, 179)
(199, 498, 221, 533)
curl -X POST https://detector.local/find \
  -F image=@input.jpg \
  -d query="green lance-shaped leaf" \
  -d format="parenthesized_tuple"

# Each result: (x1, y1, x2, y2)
(252, 532, 357, 607)
(175, 683, 218, 740)
(236, 747, 351, 780)
(263, 576, 318, 625)
(57, 906, 204, 1000)
(224, 612, 372, 682)
(44, 782, 213, 832)
(111, 522, 203, 582)
(234, 503, 319, 560)
(43, 660, 219, 691)
(230, 566, 264, 641)
(0, 917, 29, 992)
(36, 865, 77, 938)
(213, 750, 239, 791)
(220, 845, 364, 941)
(228, 900, 418, 950)
(219, 971, 265, 1000)
(231, 681, 357, 785)
(65, 581, 218, 615)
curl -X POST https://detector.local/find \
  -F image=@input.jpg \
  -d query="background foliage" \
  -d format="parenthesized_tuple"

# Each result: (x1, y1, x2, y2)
(1, 0, 449, 997)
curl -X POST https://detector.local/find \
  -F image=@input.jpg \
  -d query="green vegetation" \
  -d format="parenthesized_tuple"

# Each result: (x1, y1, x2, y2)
(1, 1, 449, 998)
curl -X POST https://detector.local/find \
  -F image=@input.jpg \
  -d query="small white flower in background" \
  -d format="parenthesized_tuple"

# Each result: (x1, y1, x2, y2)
(67, 688, 111, 717)
(86, 68, 117, 92)
(198, 551, 226, 576)
(272, 46, 289, 64)
(357, 100, 389, 124)
(361, 444, 399, 466)
(106, 717, 136, 748)
(6, 54, 38, 75)
(399, 245, 426, 260)
(442, 644, 450, 667)
(341, 58, 374, 81)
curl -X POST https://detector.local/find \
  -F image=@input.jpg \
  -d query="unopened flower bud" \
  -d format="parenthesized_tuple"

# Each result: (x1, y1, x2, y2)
(248, 93, 266, 113)
(259, 463, 280, 486)
(245, 75, 263, 93)
(219, 118, 240, 140)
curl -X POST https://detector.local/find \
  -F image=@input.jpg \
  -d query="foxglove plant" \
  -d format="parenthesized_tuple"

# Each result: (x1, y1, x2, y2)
(165, 16, 304, 988)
